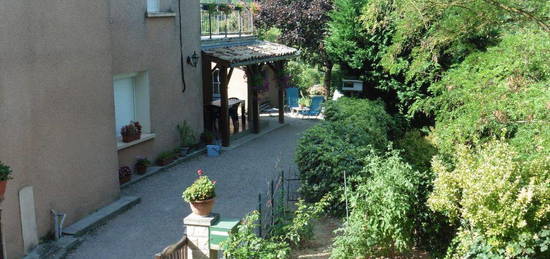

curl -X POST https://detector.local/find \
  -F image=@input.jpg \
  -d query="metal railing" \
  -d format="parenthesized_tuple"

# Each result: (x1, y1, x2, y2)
(200, 1, 256, 40)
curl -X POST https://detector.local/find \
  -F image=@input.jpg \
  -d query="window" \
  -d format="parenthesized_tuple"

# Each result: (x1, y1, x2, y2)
(147, 0, 160, 13)
(212, 69, 221, 100)
(113, 72, 151, 137)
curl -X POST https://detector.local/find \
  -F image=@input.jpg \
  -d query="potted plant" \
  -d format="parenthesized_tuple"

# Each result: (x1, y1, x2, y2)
(135, 157, 151, 175)
(217, 3, 233, 15)
(201, 3, 218, 13)
(118, 166, 132, 185)
(234, 1, 245, 11)
(156, 151, 176, 166)
(182, 169, 216, 216)
(121, 121, 142, 143)
(298, 97, 311, 108)
(0, 161, 13, 200)
(177, 121, 196, 156)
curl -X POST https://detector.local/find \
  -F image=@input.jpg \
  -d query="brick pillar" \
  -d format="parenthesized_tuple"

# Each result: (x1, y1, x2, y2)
(184, 213, 218, 259)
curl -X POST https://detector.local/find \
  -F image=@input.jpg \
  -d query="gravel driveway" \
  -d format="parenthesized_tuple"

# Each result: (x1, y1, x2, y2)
(67, 117, 317, 259)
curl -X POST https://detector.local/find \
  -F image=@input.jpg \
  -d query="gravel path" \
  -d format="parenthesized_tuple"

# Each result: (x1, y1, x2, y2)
(67, 117, 317, 259)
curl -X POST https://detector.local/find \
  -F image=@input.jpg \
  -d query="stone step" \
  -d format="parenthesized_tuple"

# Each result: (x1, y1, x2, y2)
(63, 196, 140, 236)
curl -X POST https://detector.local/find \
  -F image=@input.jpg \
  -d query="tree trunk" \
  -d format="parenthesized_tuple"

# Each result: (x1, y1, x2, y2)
(323, 60, 334, 98)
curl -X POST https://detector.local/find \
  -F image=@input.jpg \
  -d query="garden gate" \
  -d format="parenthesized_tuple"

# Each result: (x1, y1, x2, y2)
(257, 168, 300, 238)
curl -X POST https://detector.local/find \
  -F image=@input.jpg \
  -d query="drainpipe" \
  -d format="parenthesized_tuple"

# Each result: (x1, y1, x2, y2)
(51, 210, 66, 240)
(177, 0, 187, 93)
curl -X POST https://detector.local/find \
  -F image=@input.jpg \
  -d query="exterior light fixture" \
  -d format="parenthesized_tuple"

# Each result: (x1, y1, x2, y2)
(187, 51, 199, 67)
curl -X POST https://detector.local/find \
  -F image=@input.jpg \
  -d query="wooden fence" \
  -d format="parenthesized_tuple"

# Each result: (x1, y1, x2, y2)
(154, 236, 188, 259)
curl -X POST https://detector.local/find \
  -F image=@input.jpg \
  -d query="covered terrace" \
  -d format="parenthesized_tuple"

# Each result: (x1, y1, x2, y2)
(201, 40, 299, 147)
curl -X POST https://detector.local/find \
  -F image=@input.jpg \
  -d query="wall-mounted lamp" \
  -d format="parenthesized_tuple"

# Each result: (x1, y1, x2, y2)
(187, 51, 199, 67)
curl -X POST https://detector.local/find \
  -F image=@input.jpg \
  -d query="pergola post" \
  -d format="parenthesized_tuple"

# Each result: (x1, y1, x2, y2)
(268, 61, 286, 124)
(201, 53, 213, 131)
(219, 66, 234, 147)
(245, 65, 261, 134)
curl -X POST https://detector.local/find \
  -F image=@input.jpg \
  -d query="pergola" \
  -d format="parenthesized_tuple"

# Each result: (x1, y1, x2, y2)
(201, 40, 299, 147)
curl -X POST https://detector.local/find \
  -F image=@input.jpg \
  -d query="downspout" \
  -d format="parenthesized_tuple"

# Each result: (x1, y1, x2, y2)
(178, 0, 187, 93)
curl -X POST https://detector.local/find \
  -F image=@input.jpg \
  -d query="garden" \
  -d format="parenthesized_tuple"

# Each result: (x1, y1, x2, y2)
(219, 0, 549, 258)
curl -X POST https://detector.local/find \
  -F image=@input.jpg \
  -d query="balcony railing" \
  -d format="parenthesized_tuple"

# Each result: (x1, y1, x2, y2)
(200, 1, 257, 40)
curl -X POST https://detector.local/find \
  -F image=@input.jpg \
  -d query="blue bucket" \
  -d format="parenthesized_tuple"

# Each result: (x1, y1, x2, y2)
(207, 144, 221, 157)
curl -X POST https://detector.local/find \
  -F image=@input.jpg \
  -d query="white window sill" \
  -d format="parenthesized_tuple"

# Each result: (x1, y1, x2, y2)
(146, 12, 176, 18)
(117, 133, 156, 151)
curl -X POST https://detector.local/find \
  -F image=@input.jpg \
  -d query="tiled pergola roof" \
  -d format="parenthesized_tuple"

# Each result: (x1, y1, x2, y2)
(202, 40, 300, 67)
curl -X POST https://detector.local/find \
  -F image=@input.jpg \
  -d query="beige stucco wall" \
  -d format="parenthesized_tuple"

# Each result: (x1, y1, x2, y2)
(0, 0, 204, 258)
(111, 0, 204, 168)
(227, 66, 279, 112)
(0, 0, 119, 258)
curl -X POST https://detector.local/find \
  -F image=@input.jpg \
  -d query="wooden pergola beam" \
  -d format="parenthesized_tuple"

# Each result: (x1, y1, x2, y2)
(201, 53, 213, 132)
(219, 66, 234, 147)
(267, 61, 287, 124)
(244, 64, 262, 134)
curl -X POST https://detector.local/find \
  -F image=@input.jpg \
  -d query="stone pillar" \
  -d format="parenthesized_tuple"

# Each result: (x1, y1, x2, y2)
(184, 213, 218, 259)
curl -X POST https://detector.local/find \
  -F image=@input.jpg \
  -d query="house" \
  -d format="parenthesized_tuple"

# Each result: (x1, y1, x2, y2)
(0, 0, 297, 257)
(0, 0, 202, 257)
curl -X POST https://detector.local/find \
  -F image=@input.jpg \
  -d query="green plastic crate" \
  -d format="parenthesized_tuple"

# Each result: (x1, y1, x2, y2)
(210, 218, 240, 250)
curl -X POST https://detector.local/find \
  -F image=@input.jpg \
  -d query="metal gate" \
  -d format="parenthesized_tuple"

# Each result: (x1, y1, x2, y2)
(257, 168, 300, 237)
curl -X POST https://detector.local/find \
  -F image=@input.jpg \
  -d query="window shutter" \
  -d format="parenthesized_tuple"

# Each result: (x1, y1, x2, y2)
(147, 0, 160, 12)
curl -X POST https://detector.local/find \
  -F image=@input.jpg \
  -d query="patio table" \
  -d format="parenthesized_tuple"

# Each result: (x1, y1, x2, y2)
(209, 99, 246, 134)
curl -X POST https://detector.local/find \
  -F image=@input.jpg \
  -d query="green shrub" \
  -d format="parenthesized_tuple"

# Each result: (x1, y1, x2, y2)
(280, 195, 332, 247)
(395, 130, 455, 255)
(295, 122, 376, 210)
(331, 150, 422, 257)
(221, 211, 290, 259)
(395, 130, 437, 173)
(176, 121, 196, 147)
(416, 29, 550, 158)
(286, 60, 323, 94)
(429, 140, 550, 258)
(296, 98, 394, 213)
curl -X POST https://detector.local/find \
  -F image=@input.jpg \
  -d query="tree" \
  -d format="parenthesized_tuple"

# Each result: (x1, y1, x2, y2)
(255, 0, 335, 96)
(325, 0, 403, 113)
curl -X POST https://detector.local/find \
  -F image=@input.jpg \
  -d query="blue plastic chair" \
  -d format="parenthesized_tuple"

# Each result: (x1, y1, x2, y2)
(299, 95, 324, 119)
(285, 87, 299, 110)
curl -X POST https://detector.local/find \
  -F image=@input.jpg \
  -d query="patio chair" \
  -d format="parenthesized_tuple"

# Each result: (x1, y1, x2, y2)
(285, 87, 299, 112)
(299, 95, 324, 119)
(229, 97, 240, 133)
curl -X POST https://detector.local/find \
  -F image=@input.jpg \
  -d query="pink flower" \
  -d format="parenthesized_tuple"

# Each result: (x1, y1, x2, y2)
(212, 180, 217, 185)
(197, 169, 203, 176)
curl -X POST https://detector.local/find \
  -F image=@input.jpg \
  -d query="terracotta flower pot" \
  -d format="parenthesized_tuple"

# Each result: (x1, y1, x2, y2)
(135, 164, 148, 175)
(189, 198, 215, 216)
(119, 175, 131, 185)
(157, 157, 174, 166)
(0, 180, 7, 200)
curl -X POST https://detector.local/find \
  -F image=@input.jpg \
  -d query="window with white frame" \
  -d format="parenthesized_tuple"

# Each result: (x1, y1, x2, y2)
(212, 69, 221, 100)
(147, 0, 160, 12)
(113, 72, 151, 138)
